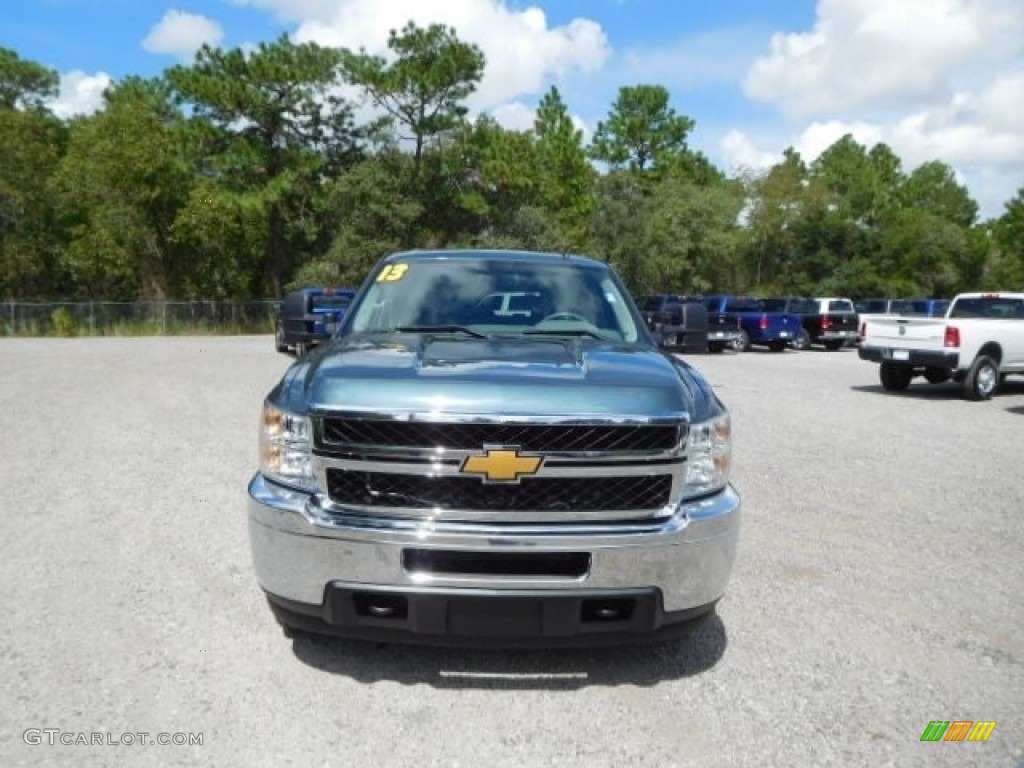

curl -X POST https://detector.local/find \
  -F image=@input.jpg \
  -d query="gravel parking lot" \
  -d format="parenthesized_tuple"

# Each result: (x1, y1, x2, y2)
(1, 337, 1021, 767)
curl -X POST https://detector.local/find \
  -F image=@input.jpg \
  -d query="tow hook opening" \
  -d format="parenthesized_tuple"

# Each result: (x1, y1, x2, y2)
(354, 593, 408, 619)
(581, 598, 635, 623)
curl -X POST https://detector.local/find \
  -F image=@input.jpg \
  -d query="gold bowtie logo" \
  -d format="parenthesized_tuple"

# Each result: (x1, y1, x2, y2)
(460, 448, 543, 483)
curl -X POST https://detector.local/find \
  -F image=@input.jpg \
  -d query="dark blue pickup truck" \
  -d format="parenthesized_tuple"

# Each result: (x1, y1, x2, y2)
(701, 295, 804, 352)
(275, 287, 357, 357)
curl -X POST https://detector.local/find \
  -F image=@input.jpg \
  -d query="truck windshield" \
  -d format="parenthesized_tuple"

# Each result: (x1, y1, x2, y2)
(764, 298, 816, 314)
(348, 257, 641, 342)
(726, 298, 764, 312)
(312, 295, 352, 311)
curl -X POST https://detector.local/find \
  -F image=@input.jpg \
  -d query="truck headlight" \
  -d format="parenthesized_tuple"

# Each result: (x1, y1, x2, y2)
(682, 412, 731, 499)
(260, 403, 316, 490)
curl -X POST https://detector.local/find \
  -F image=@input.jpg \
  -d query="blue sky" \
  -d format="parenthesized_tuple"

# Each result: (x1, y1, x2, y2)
(4, 0, 1023, 220)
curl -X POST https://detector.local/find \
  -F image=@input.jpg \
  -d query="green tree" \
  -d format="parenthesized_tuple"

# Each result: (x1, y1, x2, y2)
(878, 209, 966, 296)
(589, 85, 695, 173)
(298, 152, 423, 286)
(52, 78, 192, 299)
(342, 22, 485, 173)
(811, 135, 890, 226)
(986, 188, 1024, 288)
(587, 171, 652, 289)
(900, 160, 978, 228)
(169, 180, 266, 299)
(450, 116, 539, 238)
(0, 46, 58, 110)
(0, 108, 65, 298)
(532, 85, 595, 247)
(644, 178, 744, 293)
(167, 35, 360, 297)
(742, 148, 810, 291)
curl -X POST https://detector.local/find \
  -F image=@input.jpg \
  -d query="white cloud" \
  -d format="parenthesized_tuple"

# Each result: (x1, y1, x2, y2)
(238, 0, 609, 110)
(735, 0, 1024, 218)
(47, 70, 113, 119)
(489, 102, 536, 132)
(746, 0, 1024, 117)
(719, 130, 784, 175)
(794, 120, 885, 161)
(142, 9, 225, 61)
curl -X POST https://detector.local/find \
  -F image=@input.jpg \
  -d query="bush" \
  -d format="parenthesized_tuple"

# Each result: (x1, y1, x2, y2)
(51, 307, 76, 337)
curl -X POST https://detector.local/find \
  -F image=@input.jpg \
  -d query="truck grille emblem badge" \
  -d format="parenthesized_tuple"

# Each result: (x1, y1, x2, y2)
(460, 447, 543, 483)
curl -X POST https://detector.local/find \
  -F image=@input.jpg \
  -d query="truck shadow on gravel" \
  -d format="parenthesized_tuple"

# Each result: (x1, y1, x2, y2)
(852, 378, 1024, 401)
(288, 614, 727, 689)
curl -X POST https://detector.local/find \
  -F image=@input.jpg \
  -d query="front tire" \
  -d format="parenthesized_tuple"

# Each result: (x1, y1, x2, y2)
(791, 329, 810, 351)
(879, 362, 913, 391)
(733, 330, 751, 352)
(962, 355, 999, 400)
(824, 340, 843, 351)
(923, 367, 951, 384)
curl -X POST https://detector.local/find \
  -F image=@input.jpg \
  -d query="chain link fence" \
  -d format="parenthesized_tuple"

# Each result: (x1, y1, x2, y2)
(1, 300, 280, 337)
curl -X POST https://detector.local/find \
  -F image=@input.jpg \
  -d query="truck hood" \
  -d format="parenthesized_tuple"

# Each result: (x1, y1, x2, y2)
(275, 333, 713, 421)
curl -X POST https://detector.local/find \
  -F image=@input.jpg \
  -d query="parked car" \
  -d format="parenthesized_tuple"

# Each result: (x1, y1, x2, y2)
(637, 294, 709, 353)
(761, 297, 817, 349)
(809, 297, 859, 349)
(275, 287, 356, 357)
(702, 295, 804, 352)
(859, 291, 1024, 399)
(637, 294, 741, 353)
(248, 249, 740, 645)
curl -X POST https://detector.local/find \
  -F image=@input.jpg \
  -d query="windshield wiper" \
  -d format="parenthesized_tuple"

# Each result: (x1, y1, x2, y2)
(390, 325, 492, 339)
(521, 328, 608, 340)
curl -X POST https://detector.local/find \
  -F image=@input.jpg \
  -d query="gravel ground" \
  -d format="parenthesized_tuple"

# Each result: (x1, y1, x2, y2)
(1, 336, 1021, 767)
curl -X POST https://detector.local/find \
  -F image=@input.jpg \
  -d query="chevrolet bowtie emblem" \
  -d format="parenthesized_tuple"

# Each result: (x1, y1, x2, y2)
(460, 447, 543, 483)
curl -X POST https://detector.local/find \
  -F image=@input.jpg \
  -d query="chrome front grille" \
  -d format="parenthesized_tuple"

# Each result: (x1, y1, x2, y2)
(312, 413, 687, 523)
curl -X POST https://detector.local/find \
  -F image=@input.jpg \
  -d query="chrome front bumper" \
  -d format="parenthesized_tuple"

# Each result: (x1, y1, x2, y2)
(248, 473, 740, 614)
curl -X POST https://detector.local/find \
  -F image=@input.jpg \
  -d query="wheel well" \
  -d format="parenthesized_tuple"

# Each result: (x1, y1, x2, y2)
(977, 343, 1002, 363)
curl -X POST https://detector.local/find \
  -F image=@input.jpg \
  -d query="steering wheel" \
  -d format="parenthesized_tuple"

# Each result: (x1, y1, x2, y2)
(541, 312, 588, 323)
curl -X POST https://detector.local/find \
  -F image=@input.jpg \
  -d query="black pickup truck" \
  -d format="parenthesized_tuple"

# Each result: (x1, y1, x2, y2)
(638, 294, 740, 353)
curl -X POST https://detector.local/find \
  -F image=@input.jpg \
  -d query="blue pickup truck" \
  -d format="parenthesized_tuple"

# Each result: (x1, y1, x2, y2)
(249, 249, 740, 646)
(701, 295, 805, 352)
(274, 287, 357, 357)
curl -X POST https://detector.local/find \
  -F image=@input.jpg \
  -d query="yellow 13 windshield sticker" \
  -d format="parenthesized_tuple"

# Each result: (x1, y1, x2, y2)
(376, 263, 409, 282)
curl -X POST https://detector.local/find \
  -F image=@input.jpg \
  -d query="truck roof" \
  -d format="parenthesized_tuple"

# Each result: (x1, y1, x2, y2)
(953, 291, 1024, 300)
(379, 249, 609, 270)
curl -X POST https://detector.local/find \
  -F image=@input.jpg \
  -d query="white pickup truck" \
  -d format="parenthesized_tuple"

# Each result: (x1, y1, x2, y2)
(858, 292, 1024, 400)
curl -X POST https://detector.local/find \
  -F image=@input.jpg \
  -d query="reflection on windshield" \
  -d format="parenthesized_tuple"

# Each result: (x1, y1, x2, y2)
(349, 257, 640, 342)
